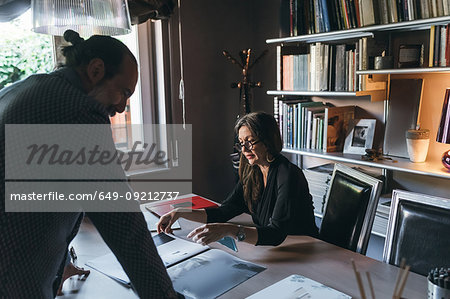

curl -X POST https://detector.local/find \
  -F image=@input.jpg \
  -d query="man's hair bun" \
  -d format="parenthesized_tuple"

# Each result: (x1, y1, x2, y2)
(63, 30, 84, 45)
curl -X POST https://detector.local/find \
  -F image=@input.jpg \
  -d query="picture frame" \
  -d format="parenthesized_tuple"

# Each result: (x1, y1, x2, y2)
(397, 44, 423, 68)
(343, 119, 376, 154)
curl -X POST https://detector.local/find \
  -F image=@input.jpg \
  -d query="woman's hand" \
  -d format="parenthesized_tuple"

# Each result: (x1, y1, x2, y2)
(187, 223, 235, 245)
(156, 209, 179, 234)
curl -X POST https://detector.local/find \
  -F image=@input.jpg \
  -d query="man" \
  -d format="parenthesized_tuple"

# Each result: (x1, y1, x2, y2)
(0, 30, 180, 298)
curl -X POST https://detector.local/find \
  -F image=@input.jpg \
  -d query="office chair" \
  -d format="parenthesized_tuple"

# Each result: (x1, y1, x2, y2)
(319, 163, 383, 255)
(383, 190, 450, 276)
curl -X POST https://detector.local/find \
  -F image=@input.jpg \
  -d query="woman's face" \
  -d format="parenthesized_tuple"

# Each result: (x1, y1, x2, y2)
(238, 126, 268, 166)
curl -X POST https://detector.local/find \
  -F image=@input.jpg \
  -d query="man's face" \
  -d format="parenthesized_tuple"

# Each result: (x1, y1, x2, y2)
(88, 54, 138, 116)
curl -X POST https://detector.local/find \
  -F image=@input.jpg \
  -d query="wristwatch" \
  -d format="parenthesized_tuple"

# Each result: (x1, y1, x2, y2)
(236, 225, 246, 242)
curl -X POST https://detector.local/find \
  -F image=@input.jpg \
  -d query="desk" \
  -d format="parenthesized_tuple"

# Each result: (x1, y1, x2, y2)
(61, 214, 426, 299)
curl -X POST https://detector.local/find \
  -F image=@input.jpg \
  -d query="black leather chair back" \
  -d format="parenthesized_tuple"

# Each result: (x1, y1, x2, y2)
(319, 164, 382, 255)
(384, 190, 450, 276)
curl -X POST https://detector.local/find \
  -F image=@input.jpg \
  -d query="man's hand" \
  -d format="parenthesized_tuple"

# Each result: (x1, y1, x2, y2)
(57, 262, 90, 296)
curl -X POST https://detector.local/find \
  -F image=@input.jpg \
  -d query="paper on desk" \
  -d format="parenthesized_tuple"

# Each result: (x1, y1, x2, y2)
(85, 253, 131, 287)
(168, 249, 265, 299)
(85, 233, 208, 285)
(85, 237, 265, 299)
(246, 274, 351, 299)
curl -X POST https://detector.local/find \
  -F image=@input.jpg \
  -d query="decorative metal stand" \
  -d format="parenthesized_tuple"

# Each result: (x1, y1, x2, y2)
(222, 48, 267, 118)
(223, 48, 267, 174)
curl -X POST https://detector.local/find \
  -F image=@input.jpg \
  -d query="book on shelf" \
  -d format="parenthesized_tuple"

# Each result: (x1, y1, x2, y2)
(303, 163, 334, 215)
(279, 0, 450, 37)
(427, 23, 450, 67)
(280, 101, 355, 153)
(87, 233, 265, 298)
(373, 194, 391, 236)
(323, 105, 356, 152)
(281, 42, 362, 92)
(305, 105, 327, 149)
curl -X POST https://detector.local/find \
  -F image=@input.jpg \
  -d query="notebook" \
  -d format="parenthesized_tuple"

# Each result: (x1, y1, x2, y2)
(145, 194, 219, 217)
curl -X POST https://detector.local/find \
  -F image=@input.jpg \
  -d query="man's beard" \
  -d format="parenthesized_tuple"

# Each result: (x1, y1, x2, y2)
(107, 106, 118, 117)
(87, 82, 117, 117)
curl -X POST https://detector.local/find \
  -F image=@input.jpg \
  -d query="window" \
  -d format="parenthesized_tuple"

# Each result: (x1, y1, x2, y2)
(0, 10, 54, 90)
(110, 20, 172, 173)
(1, 12, 170, 173)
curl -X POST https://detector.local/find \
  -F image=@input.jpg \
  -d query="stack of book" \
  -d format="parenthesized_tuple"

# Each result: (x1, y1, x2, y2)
(280, 39, 369, 92)
(278, 100, 355, 153)
(303, 163, 334, 216)
(372, 195, 391, 237)
(281, 0, 450, 37)
(429, 24, 450, 67)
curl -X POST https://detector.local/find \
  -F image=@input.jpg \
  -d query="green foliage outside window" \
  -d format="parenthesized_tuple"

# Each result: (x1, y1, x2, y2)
(0, 11, 54, 90)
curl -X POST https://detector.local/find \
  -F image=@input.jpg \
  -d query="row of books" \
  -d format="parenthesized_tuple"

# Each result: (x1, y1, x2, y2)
(303, 163, 334, 216)
(278, 100, 355, 152)
(372, 195, 391, 236)
(281, 0, 450, 36)
(280, 40, 369, 92)
(429, 24, 450, 67)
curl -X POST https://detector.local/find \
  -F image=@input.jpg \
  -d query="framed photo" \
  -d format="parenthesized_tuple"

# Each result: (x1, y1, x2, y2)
(343, 119, 376, 154)
(397, 44, 423, 68)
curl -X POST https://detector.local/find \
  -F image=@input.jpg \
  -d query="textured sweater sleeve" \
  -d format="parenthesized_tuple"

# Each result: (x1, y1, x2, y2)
(87, 212, 179, 298)
(205, 182, 249, 223)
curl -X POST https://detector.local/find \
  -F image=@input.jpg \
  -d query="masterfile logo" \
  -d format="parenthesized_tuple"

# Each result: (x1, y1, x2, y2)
(4, 124, 193, 212)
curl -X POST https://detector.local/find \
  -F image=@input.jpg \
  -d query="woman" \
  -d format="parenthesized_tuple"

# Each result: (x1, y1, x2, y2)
(157, 112, 318, 246)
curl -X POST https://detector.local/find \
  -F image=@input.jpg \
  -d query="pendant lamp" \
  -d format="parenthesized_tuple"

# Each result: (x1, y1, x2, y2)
(31, 0, 131, 37)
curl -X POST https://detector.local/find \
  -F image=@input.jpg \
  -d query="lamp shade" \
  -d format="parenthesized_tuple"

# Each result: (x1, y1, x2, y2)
(436, 88, 450, 144)
(31, 0, 131, 37)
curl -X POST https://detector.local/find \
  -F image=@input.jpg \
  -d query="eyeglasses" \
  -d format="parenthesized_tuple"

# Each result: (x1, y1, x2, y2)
(234, 140, 260, 152)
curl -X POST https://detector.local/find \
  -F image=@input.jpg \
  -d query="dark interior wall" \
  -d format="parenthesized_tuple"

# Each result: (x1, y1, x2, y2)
(173, 0, 279, 202)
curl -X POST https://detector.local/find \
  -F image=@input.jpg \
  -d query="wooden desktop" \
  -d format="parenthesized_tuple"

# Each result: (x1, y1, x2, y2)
(60, 213, 426, 299)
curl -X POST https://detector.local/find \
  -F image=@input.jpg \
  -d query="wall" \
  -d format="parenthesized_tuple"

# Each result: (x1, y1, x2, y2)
(170, 1, 449, 201)
(171, 0, 278, 201)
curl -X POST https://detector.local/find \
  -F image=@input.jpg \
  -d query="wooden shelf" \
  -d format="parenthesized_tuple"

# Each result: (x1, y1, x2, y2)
(266, 16, 450, 44)
(267, 90, 358, 97)
(282, 148, 450, 180)
(357, 67, 450, 75)
(268, 90, 386, 101)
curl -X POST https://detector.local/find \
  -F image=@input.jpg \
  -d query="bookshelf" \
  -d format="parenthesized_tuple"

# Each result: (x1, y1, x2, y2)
(267, 10, 450, 183)
(357, 67, 450, 75)
(282, 148, 450, 180)
(267, 16, 450, 44)
(270, 3, 450, 241)
(267, 90, 359, 97)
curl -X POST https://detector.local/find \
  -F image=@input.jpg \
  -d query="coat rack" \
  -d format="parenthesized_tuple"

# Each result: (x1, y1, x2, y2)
(223, 48, 267, 118)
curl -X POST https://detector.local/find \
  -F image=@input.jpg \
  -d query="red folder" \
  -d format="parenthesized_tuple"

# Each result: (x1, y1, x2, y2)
(146, 195, 219, 217)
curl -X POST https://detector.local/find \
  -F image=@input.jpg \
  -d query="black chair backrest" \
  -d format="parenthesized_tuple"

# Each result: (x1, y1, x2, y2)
(384, 190, 450, 276)
(320, 171, 371, 253)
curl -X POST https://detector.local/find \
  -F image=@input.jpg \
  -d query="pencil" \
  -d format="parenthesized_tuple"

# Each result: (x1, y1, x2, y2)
(366, 272, 375, 299)
(396, 265, 411, 299)
(351, 259, 366, 299)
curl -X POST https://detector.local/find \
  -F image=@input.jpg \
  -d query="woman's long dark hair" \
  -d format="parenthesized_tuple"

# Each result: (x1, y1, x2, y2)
(234, 112, 282, 211)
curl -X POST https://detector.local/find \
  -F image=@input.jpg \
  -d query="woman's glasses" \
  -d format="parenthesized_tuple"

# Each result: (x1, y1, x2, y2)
(234, 140, 260, 152)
